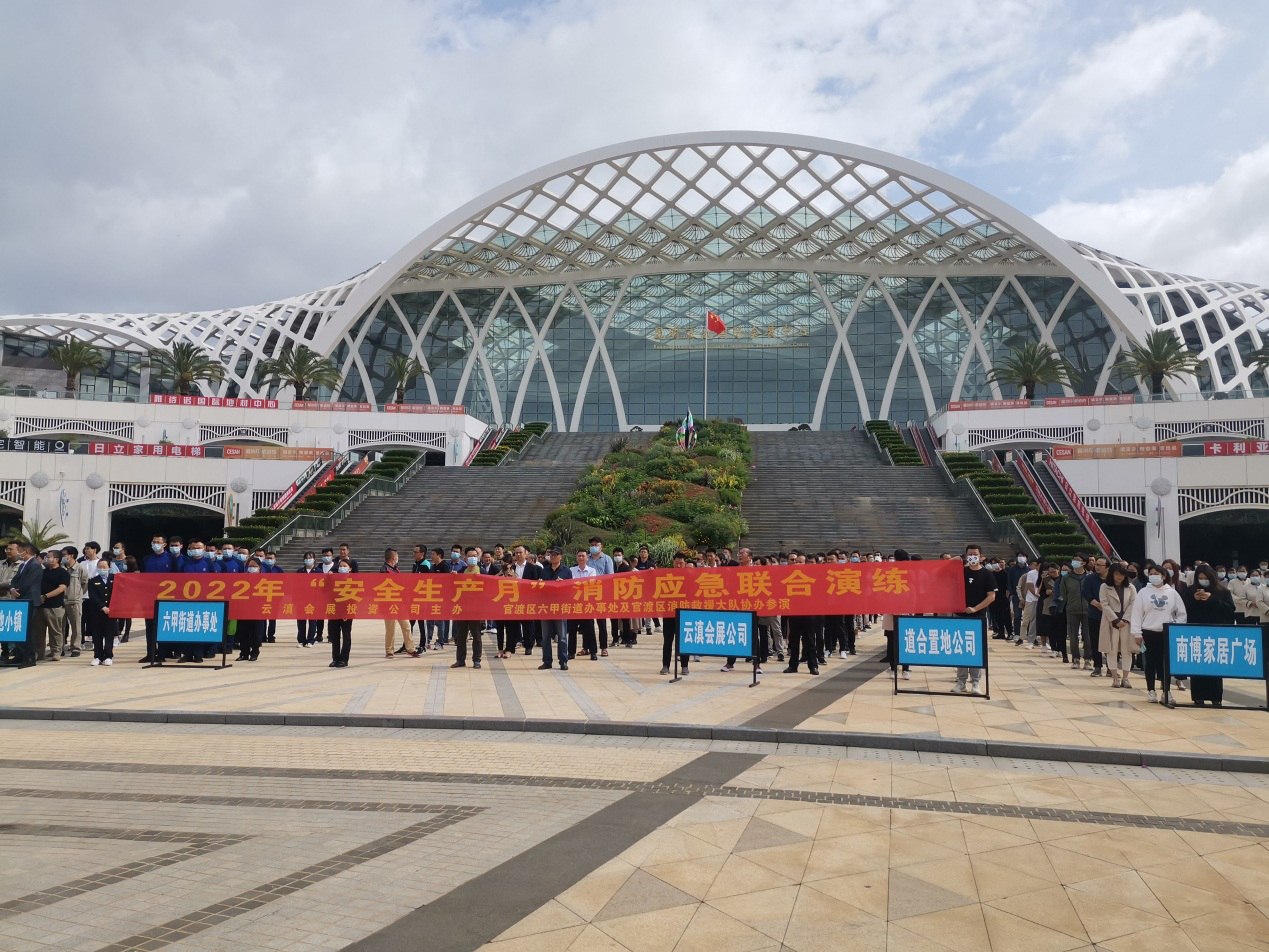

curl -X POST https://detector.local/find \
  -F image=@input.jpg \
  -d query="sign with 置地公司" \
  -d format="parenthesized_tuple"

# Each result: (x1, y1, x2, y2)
(1166, 624, 1263, 680)
(678, 609, 755, 657)
(896, 615, 985, 668)
(155, 600, 228, 644)
(110, 561, 967, 621)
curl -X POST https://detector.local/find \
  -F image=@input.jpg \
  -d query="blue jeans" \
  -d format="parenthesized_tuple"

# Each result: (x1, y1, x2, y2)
(427, 619, 450, 645)
(541, 618, 568, 666)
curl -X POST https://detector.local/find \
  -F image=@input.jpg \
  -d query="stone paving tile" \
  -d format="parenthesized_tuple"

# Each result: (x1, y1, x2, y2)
(5, 626, 1263, 762)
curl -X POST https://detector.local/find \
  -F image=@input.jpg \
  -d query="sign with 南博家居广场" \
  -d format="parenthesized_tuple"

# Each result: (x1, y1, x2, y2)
(1166, 624, 1263, 680)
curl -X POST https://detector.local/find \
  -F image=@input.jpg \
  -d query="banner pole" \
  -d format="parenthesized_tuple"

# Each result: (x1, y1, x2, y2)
(703, 325, 709, 423)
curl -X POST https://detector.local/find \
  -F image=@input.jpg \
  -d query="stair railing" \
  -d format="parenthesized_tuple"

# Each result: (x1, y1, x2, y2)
(1012, 454, 1056, 515)
(906, 421, 933, 466)
(930, 448, 1041, 557)
(1041, 452, 1119, 559)
(865, 426, 892, 465)
(258, 451, 431, 553)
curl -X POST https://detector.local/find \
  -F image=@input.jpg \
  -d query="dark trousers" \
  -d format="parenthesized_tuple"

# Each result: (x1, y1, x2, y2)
(297, 619, 323, 645)
(144, 617, 158, 660)
(1040, 611, 1066, 660)
(265, 619, 276, 642)
(884, 629, 911, 673)
(454, 620, 483, 665)
(89, 614, 115, 661)
(595, 618, 610, 651)
(329, 619, 352, 664)
(786, 616, 818, 671)
(991, 599, 1011, 637)
(238, 620, 264, 658)
(1010, 593, 1022, 640)
(1141, 629, 1167, 693)
(570, 619, 597, 656)
(661, 616, 684, 670)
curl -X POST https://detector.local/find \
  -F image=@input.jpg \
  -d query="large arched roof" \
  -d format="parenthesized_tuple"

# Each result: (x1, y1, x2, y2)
(313, 132, 1151, 354)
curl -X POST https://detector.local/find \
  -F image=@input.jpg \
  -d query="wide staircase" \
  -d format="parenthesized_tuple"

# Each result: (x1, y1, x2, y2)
(274, 433, 621, 565)
(740, 430, 1002, 556)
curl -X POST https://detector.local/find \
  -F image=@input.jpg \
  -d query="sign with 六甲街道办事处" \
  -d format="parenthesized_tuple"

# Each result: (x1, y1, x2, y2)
(154, 600, 228, 644)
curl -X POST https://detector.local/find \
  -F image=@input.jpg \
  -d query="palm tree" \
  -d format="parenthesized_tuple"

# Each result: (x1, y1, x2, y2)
(986, 342, 1074, 400)
(384, 354, 429, 404)
(150, 341, 226, 396)
(1, 518, 71, 551)
(255, 346, 343, 401)
(1118, 329, 1203, 397)
(47, 338, 106, 394)
(1249, 342, 1269, 378)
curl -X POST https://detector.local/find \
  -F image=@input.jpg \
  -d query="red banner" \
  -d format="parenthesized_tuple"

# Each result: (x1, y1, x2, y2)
(383, 403, 466, 414)
(1203, 440, 1269, 457)
(1052, 442, 1181, 460)
(222, 446, 333, 461)
(1042, 394, 1134, 408)
(110, 562, 966, 621)
(151, 395, 279, 409)
(948, 399, 1029, 411)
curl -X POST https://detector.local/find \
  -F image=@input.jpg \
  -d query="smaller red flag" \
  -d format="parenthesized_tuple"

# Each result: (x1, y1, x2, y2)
(706, 311, 726, 335)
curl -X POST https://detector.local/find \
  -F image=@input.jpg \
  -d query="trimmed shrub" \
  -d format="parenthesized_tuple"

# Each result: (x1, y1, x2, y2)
(689, 511, 749, 550)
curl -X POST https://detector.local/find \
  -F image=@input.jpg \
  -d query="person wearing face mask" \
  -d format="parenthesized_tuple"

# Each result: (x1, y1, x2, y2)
(1099, 563, 1138, 688)
(1006, 552, 1029, 643)
(172, 540, 214, 662)
(422, 548, 452, 650)
(293, 551, 324, 647)
(1130, 565, 1187, 704)
(34, 550, 70, 662)
(1039, 563, 1067, 660)
(1182, 563, 1235, 708)
(86, 559, 115, 666)
(1060, 557, 1093, 671)
(953, 544, 995, 694)
(59, 546, 89, 658)
(216, 542, 240, 574)
(325, 558, 355, 668)
(138, 535, 179, 664)
(451, 547, 485, 669)
(1229, 565, 1251, 624)
(1249, 570, 1269, 631)
(231, 558, 267, 662)
(988, 558, 1011, 640)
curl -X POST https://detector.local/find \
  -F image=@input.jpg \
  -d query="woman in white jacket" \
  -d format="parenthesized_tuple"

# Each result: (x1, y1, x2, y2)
(1248, 570, 1269, 624)
(1229, 567, 1250, 623)
(1099, 564, 1138, 688)
(1129, 567, 1187, 704)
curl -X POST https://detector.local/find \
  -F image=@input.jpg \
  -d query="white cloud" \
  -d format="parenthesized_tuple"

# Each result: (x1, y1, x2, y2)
(997, 10, 1227, 157)
(1036, 142, 1269, 286)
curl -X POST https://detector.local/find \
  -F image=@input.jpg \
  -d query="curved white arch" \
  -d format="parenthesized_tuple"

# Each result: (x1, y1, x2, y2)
(315, 132, 1157, 363)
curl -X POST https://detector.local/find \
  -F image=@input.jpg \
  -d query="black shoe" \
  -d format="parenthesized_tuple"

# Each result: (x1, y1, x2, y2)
(590, 654, 598, 661)
(247, 654, 258, 661)
(809, 666, 820, 675)
(329, 661, 339, 668)
(450, 661, 466, 668)
(538, 662, 553, 669)
(69, 649, 81, 657)
(777, 653, 785, 662)
(394, 647, 409, 655)
(137, 656, 152, 663)
(235, 655, 248, 661)
(177, 656, 191, 663)
(119, 635, 129, 643)
(849, 650, 856, 656)
(560, 662, 568, 671)
(783, 665, 798, 673)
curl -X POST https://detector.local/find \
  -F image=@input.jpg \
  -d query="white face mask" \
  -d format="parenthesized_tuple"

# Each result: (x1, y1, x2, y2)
(1197, 578, 1211, 588)
(1148, 575, 1165, 587)
(1252, 576, 1263, 586)
(246, 566, 260, 574)
(338, 565, 351, 574)
(1017, 556, 1027, 564)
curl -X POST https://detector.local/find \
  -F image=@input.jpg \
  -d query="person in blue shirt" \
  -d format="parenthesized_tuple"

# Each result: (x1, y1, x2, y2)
(174, 539, 213, 662)
(261, 550, 283, 643)
(216, 542, 240, 573)
(140, 534, 179, 663)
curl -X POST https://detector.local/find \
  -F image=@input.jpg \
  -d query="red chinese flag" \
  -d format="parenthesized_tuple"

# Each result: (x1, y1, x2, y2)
(706, 310, 726, 334)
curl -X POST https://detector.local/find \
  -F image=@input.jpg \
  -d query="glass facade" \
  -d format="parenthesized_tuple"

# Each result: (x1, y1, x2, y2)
(334, 270, 1134, 430)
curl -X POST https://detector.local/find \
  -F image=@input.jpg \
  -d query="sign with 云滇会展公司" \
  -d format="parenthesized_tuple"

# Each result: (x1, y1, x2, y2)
(110, 561, 967, 621)
(896, 615, 985, 668)
(677, 609, 755, 657)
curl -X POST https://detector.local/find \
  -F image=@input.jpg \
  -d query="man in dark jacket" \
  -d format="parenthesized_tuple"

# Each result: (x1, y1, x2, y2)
(7, 543, 44, 665)
(538, 548, 572, 671)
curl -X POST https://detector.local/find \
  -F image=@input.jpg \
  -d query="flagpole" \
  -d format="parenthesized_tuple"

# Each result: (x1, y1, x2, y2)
(703, 326, 709, 423)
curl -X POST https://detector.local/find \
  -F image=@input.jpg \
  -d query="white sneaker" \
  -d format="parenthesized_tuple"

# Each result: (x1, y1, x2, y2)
(1024, 643, 1034, 650)
(113, 638, 120, 647)
(951, 682, 968, 694)
(754, 666, 763, 675)
(720, 665, 734, 672)
(839, 650, 848, 659)
(971, 683, 983, 695)
(1148, 690, 1158, 703)
(103, 658, 112, 666)
(91, 658, 100, 666)
(901, 670, 911, 680)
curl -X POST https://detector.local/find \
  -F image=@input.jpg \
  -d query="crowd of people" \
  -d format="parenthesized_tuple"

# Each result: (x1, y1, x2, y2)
(3, 533, 1260, 709)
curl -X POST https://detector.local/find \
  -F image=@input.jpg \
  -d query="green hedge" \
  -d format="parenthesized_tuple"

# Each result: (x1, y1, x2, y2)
(521, 421, 550, 436)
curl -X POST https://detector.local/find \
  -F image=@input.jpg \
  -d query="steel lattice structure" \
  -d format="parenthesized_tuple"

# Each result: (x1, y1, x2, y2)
(3, 133, 1267, 429)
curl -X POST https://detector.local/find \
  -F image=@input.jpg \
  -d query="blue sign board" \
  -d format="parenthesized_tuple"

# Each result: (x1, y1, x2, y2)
(679, 609, 756, 657)
(1167, 624, 1264, 680)
(0, 601, 30, 640)
(155, 600, 227, 644)
(896, 615, 985, 668)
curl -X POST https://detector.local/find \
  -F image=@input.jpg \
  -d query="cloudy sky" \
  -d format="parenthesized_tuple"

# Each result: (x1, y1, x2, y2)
(1, 0, 1266, 316)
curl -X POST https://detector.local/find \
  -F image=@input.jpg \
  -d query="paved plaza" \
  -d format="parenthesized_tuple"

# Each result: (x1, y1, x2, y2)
(2, 630, 1269, 950)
